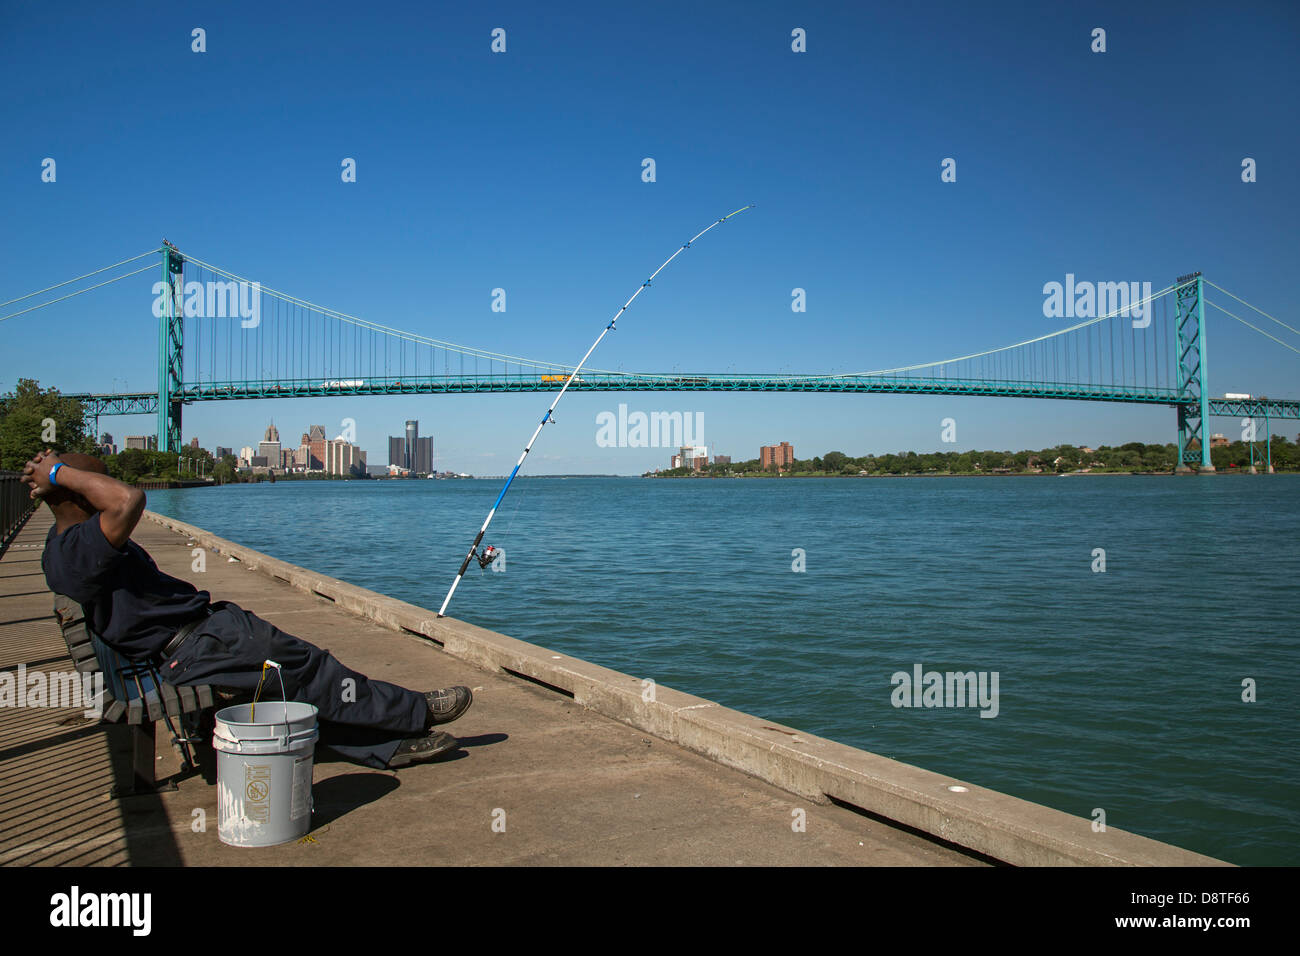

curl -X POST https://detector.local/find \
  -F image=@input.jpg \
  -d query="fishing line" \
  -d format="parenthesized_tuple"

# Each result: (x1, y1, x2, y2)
(436, 204, 755, 617)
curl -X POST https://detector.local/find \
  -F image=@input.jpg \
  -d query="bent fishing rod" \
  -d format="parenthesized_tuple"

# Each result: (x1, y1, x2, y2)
(436, 204, 755, 618)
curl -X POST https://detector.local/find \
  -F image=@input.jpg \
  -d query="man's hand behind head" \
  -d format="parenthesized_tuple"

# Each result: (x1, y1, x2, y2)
(31, 452, 144, 547)
(21, 449, 61, 499)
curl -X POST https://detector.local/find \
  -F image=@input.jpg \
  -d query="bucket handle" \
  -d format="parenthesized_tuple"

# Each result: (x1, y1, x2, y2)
(251, 660, 293, 746)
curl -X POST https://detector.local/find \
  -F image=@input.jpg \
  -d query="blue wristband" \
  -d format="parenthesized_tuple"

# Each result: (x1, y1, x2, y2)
(48, 463, 63, 486)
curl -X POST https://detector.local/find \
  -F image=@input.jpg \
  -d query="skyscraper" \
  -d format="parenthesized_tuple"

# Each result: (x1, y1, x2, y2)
(414, 436, 433, 474)
(259, 422, 282, 468)
(307, 425, 326, 471)
(389, 436, 406, 469)
(325, 439, 368, 476)
(405, 420, 418, 470)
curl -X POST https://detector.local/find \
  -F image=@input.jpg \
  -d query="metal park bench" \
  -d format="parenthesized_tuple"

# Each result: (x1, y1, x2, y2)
(52, 593, 217, 796)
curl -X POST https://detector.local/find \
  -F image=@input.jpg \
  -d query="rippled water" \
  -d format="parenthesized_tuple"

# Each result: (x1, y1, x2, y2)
(147, 475, 1300, 865)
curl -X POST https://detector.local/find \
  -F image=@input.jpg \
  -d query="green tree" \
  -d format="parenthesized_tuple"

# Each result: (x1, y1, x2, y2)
(178, 445, 215, 477)
(113, 448, 150, 482)
(213, 454, 239, 484)
(0, 379, 95, 470)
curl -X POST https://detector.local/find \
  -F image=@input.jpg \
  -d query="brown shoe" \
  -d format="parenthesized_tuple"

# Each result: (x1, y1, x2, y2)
(388, 730, 460, 769)
(425, 686, 473, 727)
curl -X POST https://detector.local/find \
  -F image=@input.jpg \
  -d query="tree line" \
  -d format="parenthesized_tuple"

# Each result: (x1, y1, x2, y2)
(651, 438, 1300, 477)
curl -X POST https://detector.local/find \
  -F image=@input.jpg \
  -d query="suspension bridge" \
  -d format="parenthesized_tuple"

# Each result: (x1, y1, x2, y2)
(4, 243, 1299, 473)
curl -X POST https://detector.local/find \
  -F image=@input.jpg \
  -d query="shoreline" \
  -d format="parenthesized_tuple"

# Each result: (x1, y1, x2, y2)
(644, 469, 1294, 479)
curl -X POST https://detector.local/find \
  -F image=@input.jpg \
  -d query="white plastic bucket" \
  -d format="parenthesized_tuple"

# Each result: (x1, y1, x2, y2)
(213, 701, 319, 847)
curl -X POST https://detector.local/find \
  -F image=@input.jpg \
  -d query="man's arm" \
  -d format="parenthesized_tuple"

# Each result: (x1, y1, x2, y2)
(22, 450, 145, 548)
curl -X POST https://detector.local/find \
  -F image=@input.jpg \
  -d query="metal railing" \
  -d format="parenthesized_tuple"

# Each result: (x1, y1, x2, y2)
(1, 471, 37, 556)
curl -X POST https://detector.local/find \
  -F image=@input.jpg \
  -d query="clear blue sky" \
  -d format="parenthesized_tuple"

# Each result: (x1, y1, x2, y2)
(3, 1, 1298, 473)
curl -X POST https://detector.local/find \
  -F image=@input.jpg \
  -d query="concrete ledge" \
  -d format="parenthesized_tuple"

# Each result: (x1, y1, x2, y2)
(144, 510, 1230, 867)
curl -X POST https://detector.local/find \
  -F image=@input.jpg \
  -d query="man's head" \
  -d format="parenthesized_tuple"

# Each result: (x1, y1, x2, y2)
(43, 452, 108, 521)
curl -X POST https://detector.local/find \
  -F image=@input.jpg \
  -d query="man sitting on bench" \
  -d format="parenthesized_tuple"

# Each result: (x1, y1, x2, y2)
(22, 449, 471, 770)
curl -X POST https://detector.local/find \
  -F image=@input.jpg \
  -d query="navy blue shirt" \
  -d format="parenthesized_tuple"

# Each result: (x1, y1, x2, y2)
(43, 514, 211, 659)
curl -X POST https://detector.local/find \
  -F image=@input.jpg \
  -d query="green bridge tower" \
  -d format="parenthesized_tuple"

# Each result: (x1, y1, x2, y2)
(157, 244, 185, 453)
(1173, 272, 1214, 473)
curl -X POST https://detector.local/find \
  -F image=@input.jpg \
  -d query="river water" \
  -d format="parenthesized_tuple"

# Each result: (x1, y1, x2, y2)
(146, 475, 1299, 865)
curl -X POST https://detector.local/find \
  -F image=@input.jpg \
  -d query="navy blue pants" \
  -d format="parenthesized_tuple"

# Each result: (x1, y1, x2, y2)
(160, 603, 429, 769)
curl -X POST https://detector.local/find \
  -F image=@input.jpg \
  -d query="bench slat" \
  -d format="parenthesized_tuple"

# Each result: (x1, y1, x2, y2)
(51, 593, 214, 725)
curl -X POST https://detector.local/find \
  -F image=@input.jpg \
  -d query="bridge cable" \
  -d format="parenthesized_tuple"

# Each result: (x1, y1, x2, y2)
(175, 251, 594, 376)
(1205, 300, 1300, 356)
(0, 263, 157, 323)
(835, 282, 1178, 379)
(0, 249, 160, 309)
(1202, 281, 1300, 338)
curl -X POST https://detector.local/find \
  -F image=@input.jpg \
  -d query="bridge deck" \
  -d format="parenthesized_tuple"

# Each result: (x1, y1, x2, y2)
(0, 508, 977, 866)
(67, 384, 1300, 421)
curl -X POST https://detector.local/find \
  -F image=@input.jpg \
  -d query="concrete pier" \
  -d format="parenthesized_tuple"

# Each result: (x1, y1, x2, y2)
(0, 507, 1228, 866)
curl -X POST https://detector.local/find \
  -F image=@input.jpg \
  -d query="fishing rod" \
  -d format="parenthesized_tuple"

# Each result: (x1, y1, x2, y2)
(436, 204, 755, 618)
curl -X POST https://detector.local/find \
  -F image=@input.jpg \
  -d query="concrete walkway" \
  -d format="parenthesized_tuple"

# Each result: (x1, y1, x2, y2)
(0, 507, 979, 866)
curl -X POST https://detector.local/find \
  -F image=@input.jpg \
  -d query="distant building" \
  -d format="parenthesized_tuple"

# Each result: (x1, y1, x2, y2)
(678, 446, 708, 471)
(98, 432, 117, 456)
(239, 446, 256, 467)
(125, 435, 156, 451)
(388, 424, 432, 473)
(413, 436, 433, 474)
(189, 437, 200, 450)
(713, 454, 731, 466)
(307, 425, 327, 471)
(250, 455, 269, 468)
(405, 421, 418, 470)
(1210, 434, 1229, 448)
(760, 442, 794, 471)
(670, 454, 682, 469)
(258, 423, 282, 468)
(324, 439, 367, 477)
(215, 446, 233, 461)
